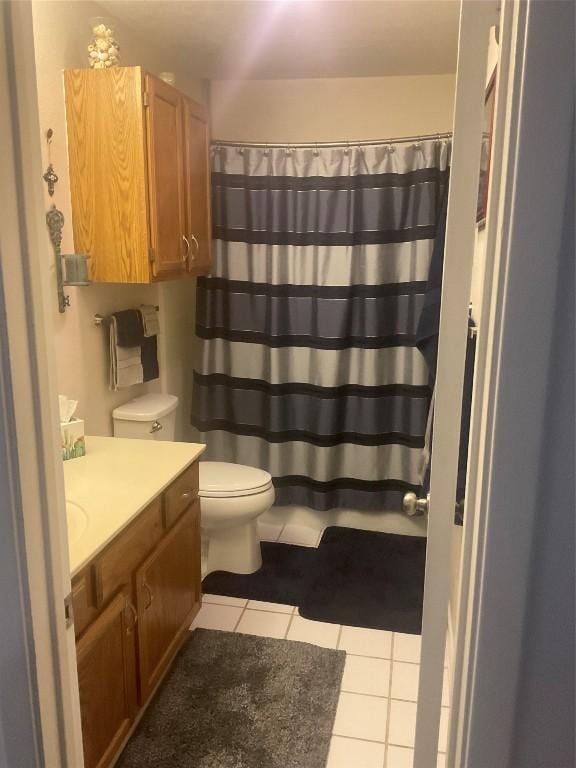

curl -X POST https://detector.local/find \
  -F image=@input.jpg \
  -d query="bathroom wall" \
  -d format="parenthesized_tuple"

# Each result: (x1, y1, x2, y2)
(31, 0, 205, 438)
(210, 74, 456, 142)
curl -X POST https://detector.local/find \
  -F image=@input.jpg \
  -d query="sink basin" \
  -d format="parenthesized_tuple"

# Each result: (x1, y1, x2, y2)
(66, 501, 88, 545)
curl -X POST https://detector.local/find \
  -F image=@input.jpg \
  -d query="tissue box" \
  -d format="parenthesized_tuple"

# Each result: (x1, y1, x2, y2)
(61, 418, 86, 461)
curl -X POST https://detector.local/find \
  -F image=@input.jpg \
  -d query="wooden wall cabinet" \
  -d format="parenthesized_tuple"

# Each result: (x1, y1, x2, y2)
(72, 463, 201, 768)
(64, 67, 212, 283)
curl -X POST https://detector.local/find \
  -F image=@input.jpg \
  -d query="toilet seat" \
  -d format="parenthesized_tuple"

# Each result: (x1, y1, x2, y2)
(199, 461, 273, 498)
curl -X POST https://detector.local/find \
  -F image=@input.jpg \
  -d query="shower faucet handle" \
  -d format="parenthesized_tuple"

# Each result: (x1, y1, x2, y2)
(402, 492, 429, 516)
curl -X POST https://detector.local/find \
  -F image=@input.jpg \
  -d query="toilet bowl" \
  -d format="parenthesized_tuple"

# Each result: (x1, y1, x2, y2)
(111, 395, 273, 575)
(199, 462, 275, 575)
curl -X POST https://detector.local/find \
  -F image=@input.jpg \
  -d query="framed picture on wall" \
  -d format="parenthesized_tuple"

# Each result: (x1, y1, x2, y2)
(476, 68, 497, 226)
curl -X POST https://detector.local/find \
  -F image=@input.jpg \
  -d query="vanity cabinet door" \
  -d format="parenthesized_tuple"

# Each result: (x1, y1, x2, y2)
(135, 501, 201, 703)
(183, 96, 212, 275)
(76, 591, 138, 768)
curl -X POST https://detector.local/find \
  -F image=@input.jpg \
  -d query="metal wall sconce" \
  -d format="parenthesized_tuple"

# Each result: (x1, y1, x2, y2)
(46, 204, 90, 313)
(43, 128, 90, 313)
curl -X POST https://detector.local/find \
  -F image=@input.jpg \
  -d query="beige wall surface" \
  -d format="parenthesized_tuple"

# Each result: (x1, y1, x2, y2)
(31, 0, 204, 437)
(210, 74, 456, 143)
(31, 5, 456, 443)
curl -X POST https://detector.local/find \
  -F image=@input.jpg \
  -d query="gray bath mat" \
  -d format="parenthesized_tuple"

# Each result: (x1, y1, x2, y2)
(117, 629, 345, 768)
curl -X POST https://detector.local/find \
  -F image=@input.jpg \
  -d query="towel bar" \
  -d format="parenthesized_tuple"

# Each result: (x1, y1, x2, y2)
(94, 306, 159, 326)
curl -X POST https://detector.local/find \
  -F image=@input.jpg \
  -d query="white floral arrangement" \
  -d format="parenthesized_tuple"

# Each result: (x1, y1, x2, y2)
(88, 22, 120, 69)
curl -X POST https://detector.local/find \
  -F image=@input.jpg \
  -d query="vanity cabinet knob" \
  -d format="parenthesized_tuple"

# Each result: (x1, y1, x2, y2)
(181, 490, 195, 501)
(142, 580, 154, 610)
(150, 420, 163, 434)
(125, 600, 138, 632)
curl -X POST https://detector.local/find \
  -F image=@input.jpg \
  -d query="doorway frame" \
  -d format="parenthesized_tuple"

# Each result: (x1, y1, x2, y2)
(1, 1, 572, 766)
(449, 0, 575, 764)
(1, 2, 84, 766)
(413, 0, 497, 762)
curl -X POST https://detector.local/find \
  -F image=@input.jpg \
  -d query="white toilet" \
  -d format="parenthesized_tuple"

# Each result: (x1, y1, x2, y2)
(199, 462, 275, 575)
(113, 394, 274, 575)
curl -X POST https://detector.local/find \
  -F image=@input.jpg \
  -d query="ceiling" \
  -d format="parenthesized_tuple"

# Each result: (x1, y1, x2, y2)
(98, 0, 460, 80)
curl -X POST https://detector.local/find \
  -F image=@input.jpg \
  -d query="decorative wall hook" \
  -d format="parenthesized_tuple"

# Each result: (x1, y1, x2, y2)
(43, 128, 59, 197)
(46, 204, 69, 312)
(43, 164, 58, 197)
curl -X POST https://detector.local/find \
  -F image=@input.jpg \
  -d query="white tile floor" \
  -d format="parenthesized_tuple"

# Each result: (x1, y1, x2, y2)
(193, 521, 450, 767)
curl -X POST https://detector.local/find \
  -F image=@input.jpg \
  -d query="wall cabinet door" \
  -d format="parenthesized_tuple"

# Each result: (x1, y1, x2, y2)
(64, 67, 151, 283)
(145, 74, 188, 278)
(76, 591, 138, 768)
(65, 67, 211, 283)
(183, 98, 212, 275)
(135, 501, 201, 703)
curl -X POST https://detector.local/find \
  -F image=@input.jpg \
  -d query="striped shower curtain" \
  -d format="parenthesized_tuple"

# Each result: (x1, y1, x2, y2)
(192, 139, 451, 511)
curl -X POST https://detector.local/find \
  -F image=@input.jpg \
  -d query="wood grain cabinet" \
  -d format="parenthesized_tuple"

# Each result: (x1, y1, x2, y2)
(76, 591, 138, 768)
(136, 501, 201, 702)
(72, 463, 201, 768)
(64, 67, 212, 283)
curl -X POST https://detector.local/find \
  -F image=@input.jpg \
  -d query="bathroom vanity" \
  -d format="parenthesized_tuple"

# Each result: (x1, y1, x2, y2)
(64, 437, 205, 768)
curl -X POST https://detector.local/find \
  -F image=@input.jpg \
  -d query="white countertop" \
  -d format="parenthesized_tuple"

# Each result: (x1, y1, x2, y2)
(64, 436, 205, 577)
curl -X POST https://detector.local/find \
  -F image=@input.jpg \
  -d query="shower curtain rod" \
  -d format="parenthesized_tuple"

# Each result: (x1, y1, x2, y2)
(211, 132, 453, 150)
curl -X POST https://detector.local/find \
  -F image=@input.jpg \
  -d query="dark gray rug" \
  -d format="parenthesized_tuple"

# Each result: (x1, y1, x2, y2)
(203, 541, 316, 606)
(300, 527, 426, 634)
(117, 629, 345, 768)
(204, 528, 426, 634)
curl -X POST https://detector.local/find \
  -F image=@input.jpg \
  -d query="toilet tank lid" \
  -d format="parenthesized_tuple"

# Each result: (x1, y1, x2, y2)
(199, 462, 272, 495)
(112, 394, 178, 422)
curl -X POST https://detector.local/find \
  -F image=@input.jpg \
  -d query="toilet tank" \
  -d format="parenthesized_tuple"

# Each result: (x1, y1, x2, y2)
(112, 394, 179, 441)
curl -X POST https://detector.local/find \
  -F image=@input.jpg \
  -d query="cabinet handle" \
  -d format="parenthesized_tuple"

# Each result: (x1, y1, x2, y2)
(189, 233, 199, 262)
(125, 601, 138, 632)
(142, 580, 154, 610)
(182, 235, 191, 265)
(181, 490, 195, 502)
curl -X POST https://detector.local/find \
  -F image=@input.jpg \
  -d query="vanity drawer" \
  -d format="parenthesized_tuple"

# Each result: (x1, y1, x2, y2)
(94, 497, 163, 606)
(163, 462, 199, 529)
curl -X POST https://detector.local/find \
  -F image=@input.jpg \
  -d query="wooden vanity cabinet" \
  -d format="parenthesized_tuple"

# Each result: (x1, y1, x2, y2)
(64, 67, 212, 283)
(72, 462, 201, 768)
(76, 591, 138, 768)
(136, 500, 201, 702)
